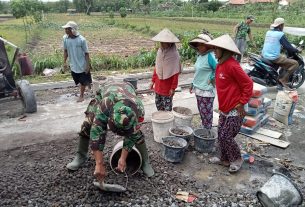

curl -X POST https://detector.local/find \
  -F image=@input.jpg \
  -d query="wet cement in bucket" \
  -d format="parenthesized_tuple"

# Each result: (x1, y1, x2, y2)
(170, 128, 189, 136)
(173, 106, 192, 116)
(110, 149, 142, 175)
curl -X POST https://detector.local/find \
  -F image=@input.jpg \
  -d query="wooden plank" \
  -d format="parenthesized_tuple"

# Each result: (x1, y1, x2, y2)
(240, 132, 290, 149)
(256, 128, 282, 139)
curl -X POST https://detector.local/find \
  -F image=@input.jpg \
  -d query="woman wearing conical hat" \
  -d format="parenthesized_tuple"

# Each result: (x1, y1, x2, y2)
(149, 28, 181, 111)
(189, 31, 217, 130)
(206, 34, 253, 173)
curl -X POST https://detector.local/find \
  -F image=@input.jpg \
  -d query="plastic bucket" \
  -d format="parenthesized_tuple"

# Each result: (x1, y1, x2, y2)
(110, 141, 142, 176)
(151, 111, 174, 143)
(172, 106, 193, 127)
(92, 75, 110, 95)
(257, 172, 303, 207)
(169, 126, 193, 148)
(162, 136, 187, 163)
(123, 77, 138, 89)
(193, 127, 217, 153)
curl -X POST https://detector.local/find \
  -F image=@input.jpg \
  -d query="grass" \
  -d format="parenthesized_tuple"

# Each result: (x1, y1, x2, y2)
(1, 13, 304, 83)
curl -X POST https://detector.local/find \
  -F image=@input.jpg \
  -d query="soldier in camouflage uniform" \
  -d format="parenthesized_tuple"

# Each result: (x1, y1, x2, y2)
(233, 15, 255, 62)
(66, 82, 154, 181)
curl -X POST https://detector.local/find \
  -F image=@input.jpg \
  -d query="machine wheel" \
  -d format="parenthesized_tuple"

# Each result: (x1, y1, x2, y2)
(17, 80, 37, 113)
(291, 69, 305, 89)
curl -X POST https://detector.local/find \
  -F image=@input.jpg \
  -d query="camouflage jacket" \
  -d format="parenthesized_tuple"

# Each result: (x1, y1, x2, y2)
(85, 82, 145, 152)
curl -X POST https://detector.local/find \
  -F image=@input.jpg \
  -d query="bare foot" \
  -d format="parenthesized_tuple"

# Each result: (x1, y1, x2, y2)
(77, 97, 84, 102)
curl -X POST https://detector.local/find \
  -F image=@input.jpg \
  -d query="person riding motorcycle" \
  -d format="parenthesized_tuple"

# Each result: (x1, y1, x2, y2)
(262, 18, 301, 88)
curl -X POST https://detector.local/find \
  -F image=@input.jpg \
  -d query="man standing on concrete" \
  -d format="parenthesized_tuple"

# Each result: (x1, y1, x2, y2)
(62, 21, 92, 102)
(262, 18, 300, 88)
(233, 15, 255, 62)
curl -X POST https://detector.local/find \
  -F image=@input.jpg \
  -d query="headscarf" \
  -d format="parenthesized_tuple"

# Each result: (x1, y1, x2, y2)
(218, 49, 234, 64)
(155, 44, 181, 80)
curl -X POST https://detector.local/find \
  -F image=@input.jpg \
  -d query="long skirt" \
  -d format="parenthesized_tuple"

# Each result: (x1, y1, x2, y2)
(196, 96, 214, 129)
(155, 93, 173, 111)
(218, 113, 243, 162)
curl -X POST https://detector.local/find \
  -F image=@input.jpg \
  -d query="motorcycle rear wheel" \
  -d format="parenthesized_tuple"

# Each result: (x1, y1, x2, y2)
(291, 69, 305, 89)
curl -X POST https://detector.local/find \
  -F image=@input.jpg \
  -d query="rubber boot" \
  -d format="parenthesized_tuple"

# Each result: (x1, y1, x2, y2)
(135, 142, 155, 177)
(66, 136, 89, 171)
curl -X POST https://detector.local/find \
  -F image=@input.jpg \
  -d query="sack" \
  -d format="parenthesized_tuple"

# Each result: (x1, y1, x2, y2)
(273, 91, 298, 125)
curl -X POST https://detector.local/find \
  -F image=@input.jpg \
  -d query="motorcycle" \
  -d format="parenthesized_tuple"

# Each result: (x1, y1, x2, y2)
(246, 40, 305, 89)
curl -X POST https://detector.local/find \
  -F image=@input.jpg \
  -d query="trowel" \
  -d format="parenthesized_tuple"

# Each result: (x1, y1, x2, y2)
(93, 181, 126, 193)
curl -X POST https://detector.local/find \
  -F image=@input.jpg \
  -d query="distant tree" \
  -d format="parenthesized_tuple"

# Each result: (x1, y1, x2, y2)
(85, 0, 93, 15)
(143, 0, 150, 6)
(119, 7, 127, 17)
(206, 0, 222, 13)
(10, 0, 44, 42)
(56, 0, 70, 13)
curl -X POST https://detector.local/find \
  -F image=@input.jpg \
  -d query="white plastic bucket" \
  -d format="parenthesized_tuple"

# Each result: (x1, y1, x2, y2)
(172, 106, 193, 127)
(92, 76, 110, 95)
(151, 111, 174, 143)
(109, 141, 142, 176)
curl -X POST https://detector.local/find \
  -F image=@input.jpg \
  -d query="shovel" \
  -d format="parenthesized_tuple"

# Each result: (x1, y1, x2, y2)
(93, 170, 128, 193)
(93, 181, 126, 193)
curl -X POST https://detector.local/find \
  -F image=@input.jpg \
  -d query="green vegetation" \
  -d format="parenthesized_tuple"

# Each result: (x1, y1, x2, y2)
(1, 0, 305, 82)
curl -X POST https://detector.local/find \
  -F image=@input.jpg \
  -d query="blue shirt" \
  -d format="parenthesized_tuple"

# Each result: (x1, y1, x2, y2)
(63, 34, 89, 73)
(262, 29, 298, 60)
(192, 52, 217, 91)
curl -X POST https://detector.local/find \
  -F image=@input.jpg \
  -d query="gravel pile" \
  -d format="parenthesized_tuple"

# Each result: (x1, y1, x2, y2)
(0, 124, 269, 207)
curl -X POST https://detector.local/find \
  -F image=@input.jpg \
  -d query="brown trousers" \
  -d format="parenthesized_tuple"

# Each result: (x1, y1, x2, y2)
(272, 55, 299, 83)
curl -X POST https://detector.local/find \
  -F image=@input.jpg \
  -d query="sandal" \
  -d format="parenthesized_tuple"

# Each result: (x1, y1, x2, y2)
(209, 157, 230, 167)
(228, 159, 244, 173)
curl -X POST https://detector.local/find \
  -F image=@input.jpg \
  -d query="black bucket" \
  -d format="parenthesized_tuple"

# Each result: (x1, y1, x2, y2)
(162, 136, 187, 163)
(169, 126, 193, 148)
(123, 77, 138, 89)
(193, 128, 217, 153)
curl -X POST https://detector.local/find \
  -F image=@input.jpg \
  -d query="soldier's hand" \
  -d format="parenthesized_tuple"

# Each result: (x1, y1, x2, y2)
(94, 163, 106, 182)
(116, 158, 127, 173)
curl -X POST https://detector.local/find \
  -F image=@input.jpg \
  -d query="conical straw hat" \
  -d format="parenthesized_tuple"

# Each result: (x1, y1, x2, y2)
(152, 28, 180, 43)
(206, 34, 240, 55)
(189, 34, 212, 49)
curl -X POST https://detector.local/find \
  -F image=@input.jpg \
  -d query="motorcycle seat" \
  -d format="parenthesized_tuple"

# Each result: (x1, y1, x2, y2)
(260, 58, 276, 66)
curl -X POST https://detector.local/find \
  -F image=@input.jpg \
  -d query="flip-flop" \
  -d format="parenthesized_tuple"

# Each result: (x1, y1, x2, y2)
(209, 157, 230, 167)
(228, 159, 244, 173)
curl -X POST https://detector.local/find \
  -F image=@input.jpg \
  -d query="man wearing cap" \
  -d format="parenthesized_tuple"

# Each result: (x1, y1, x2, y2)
(62, 21, 92, 102)
(66, 82, 154, 183)
(206, 34, 253, 173)
(233, 15, 255, 62)
(262, 17, 300, 88)
(189, 31, 217, 130)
